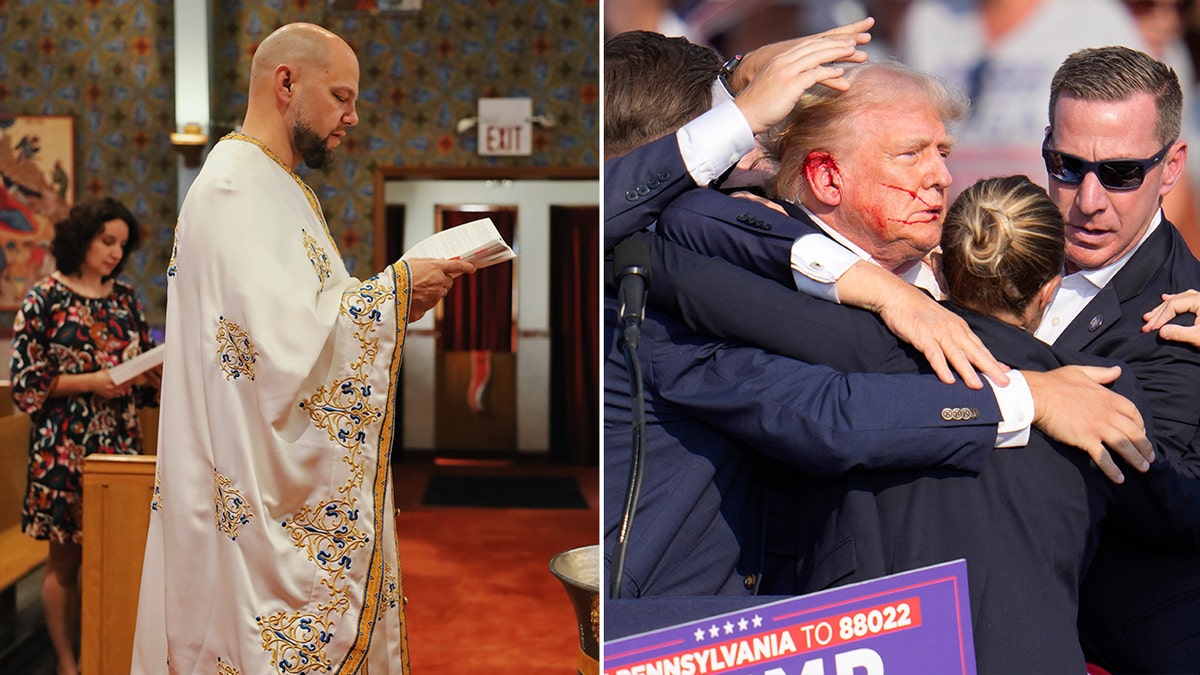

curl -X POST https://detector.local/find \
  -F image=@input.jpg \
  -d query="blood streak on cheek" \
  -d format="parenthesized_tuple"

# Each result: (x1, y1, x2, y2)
(881, 183, 939, 226)
(882, 183, 937, 208)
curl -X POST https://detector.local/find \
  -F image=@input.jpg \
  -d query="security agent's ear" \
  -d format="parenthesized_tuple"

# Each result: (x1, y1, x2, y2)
(1158, 140, 1188, 198)
(804, 150, 843, 207)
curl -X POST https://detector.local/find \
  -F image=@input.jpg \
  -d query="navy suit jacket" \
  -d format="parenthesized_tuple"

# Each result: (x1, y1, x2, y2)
(783, 307, 1200, 674)
(1055, 219, 1200, 473)
(659, 185, 820, 287)
(1065, 219, 1200, 673)
(648, 190, 929, 375)
(603, 295, 1003, 599)
(604, 133, 698, 252)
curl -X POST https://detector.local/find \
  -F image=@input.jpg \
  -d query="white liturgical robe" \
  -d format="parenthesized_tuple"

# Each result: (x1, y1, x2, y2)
(132, 133, 412, 674)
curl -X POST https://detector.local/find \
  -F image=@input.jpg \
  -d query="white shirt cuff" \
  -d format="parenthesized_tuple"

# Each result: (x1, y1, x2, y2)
(790, 233, 860, 302)
(675, 100, 755, 186)
(987, 370, 1033, 448)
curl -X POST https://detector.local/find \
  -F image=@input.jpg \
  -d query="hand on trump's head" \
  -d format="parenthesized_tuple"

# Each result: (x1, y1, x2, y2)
(732, 17, 873, 134)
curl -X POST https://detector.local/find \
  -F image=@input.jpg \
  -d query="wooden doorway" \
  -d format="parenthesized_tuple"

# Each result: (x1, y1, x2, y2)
(373, 166, 598, 459)
(433, 204, 518, 458)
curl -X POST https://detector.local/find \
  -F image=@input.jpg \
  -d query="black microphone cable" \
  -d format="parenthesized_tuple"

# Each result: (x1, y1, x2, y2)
(609, 237, 651, 599)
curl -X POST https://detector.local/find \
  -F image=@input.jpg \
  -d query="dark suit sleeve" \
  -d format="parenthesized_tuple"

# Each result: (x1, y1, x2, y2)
(1113, 454, 1200, 552)
(1056, 225, 1200, 478)
(1112, 330, 1200, 478)
(645, 310, 1001, 475)
(1094, 365, 1200, 552)
(604, 134, 697, 252)
(641, 232, 919, 375)
(658, 187, 811, 287)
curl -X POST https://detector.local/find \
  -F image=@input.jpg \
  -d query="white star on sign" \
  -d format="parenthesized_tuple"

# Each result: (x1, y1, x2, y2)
(738, 617, 749, 631)
(724, 621, 735, 635)
(752, 615, 764, 628)
(694, 627, 706, 642)
(709, 624, 720, 638)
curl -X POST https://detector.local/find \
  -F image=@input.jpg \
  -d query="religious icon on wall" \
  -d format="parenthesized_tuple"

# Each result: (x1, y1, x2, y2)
(0, 115, 74, 311)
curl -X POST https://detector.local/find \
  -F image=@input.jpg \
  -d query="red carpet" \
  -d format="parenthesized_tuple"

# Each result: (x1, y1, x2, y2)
(394, 459, 598, 672)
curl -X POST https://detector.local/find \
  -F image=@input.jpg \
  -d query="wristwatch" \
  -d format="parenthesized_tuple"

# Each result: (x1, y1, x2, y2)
(718, 53, 743, 95)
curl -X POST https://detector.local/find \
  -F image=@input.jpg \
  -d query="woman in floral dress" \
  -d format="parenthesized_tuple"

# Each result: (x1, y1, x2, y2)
(9, 197, 159, 675)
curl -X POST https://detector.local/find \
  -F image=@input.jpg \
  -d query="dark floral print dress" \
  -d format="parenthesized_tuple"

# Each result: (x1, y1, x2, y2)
(9, 276, 158, 543)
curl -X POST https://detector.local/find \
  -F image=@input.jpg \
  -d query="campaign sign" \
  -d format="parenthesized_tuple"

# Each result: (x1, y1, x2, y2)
(603, 560, 975, 675)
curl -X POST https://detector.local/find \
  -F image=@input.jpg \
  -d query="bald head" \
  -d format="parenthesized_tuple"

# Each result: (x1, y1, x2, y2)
(251, 23, 353, 89)
(241, 22, 360, 170)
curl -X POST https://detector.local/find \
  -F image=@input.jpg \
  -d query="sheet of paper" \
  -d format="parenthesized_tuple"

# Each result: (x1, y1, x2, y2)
(108, 343, 166, 385)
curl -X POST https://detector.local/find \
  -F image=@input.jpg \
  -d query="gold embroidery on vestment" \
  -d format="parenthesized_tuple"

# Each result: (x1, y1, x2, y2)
(215, 316, 257, 381)
(213, 469, 253, 541)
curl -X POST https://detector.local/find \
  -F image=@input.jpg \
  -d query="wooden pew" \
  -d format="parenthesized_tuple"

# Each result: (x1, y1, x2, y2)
(0, 371, 156, 653)
(79, 454, 155, 675)
(0, 411, 49, 644)
(0, 404, 156, 598)
(0, 380, 12, 416)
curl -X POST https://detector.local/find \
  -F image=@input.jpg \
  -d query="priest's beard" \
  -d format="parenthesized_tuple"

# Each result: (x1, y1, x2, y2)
(294, 122, 337, 170)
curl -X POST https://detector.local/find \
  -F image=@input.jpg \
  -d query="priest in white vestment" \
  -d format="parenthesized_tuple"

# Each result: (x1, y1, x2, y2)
(132, 23, 473, 675)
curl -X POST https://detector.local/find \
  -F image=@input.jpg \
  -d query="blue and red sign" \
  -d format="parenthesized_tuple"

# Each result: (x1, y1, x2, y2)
(604, 560, 975, 675)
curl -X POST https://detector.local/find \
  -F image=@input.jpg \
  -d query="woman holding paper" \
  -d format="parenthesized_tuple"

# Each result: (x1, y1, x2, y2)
(8, 196, 159, 675)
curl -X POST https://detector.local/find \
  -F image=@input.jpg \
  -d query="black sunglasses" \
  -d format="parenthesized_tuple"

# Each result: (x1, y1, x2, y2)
(1042, 133, 1175, 191)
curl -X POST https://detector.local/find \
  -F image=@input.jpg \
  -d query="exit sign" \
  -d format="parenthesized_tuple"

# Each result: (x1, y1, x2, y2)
(478, 98, 532, 156)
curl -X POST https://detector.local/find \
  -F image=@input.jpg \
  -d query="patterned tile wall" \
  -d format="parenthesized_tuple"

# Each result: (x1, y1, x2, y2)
(209, 0, 600, 288)
(0, 0, 599, 327)
(0, 0, 176, 325)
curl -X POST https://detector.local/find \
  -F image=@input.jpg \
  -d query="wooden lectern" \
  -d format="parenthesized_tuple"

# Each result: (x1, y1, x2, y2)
(80, 454, 156, 675)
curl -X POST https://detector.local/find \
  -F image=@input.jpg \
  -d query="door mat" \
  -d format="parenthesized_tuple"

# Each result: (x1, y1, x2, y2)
(421, 474, 588, 509)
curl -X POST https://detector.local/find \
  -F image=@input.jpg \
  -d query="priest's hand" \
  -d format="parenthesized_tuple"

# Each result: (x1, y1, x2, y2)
(405, 258, 476, 322)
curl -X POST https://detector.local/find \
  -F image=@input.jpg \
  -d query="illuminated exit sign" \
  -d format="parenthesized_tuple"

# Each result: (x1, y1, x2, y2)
(478, 98, 532, 156)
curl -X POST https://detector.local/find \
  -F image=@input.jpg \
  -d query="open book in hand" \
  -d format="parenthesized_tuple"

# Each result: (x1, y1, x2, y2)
(108, 343, 166, 386)
(400, 217, 516, 269)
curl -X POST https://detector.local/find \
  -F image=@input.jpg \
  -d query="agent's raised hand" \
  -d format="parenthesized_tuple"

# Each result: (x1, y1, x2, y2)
(731, 18, 874, 134)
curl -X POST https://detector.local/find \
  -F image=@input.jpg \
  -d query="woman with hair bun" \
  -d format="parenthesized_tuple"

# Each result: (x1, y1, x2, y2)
(939, 174, 1065, 333)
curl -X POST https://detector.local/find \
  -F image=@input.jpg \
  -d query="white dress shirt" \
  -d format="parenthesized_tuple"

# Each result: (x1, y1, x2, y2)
(1036, 210, 1162, 344)
(675, 100, 754, 187)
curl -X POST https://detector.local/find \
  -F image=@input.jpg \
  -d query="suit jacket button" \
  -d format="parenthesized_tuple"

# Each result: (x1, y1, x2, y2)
(657, 169, 671, 181)
(625, 190, 639, 202)
(743, 573, 757, 590)
(647, 177, 660, 188)
(636, 184, 650, 196)
(738, 213, 750, 223)
(941, 407, 954, 421)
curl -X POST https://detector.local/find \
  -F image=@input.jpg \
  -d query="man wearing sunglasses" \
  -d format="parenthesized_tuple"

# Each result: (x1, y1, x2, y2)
(1040, 46, 1200, 674)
